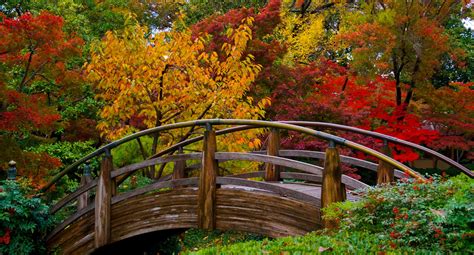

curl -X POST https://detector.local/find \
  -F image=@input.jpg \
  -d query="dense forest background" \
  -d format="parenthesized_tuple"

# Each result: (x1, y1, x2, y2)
(1, 0, 473, 187)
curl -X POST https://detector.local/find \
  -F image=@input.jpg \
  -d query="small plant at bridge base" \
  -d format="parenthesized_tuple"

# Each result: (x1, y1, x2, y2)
(0, 180, 55, 255)
(323, 174, 474, 253)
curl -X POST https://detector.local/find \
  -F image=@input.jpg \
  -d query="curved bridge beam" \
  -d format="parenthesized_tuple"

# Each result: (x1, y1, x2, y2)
(47, 180, 323, 254)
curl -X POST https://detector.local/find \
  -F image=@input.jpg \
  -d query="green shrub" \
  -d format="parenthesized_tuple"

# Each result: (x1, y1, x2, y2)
(112, 137, 153, 168)
(323, 175, 474, 252)
(0, 180, 55, 255)
(28, 140, 97, 169)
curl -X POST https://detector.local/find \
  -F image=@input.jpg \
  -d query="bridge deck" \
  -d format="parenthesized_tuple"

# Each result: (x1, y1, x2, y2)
(224, 182, 361, 202)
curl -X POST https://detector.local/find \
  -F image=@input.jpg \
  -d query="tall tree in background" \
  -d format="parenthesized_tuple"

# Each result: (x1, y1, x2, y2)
(336, 0, 469, 109)
(191, 0, 287, 102)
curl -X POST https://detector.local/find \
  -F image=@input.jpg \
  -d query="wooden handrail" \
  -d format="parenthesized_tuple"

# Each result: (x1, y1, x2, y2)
(214, 152, 368, 190)
(42, 119, 432, 193)
(49, 150, 378, 215)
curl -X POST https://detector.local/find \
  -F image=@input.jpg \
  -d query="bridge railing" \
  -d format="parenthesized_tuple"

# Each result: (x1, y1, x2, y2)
(41, 119, 472, 250)
(42, 119, 437, 193)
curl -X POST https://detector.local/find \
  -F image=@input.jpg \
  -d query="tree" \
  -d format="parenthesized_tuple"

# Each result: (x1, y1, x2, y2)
(276, 0, 345, 64)
(86, 17, 266, 158)
(0, 11, 84, 186)
(191, 0, 287, 102)
(268, 60, 439, 170)
(181, 0, 268, 25)
(418, 82, 474, 163)
(432, 17, 474, 88)
(335, 0, 468, 109)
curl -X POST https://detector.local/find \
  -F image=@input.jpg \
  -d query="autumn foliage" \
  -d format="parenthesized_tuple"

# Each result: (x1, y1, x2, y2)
(0, 11, 84, 186)
(0, 1, 472, 187)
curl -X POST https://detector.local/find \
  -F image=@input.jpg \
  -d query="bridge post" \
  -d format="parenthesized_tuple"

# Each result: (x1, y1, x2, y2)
(198, 125, 218, 230)
(265, 128, 281, 182)
(377, 140, 394, 185)
(77, 162, 92, 210)
(173, 147, 186, 180)
(321, 141, 345, 228)
(95, 150, 113, 248)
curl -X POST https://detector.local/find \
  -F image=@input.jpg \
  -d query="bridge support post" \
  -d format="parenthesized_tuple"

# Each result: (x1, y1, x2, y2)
(173, 147, 186, 180)
(377, 140, 394, 185)
(198, 126, 218, 230)
(95, 150, 113, 248)
(265, 128, 281, 182)
(321, 141, 345, 228)
(78, 162, 92, 210)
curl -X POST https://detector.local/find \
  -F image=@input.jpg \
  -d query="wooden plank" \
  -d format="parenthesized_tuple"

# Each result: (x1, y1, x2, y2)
(197, 130, 218, 230)
(342, 174, 369, 190)
(111, 153, 202, 179)
(255, 150, 405, 178)
(321, 146, 344, 228)
(280, 172, 322, 183)
(377, 144, 394, 184)
(216, 189, 320, 238)
(215, 152, 323, 175)
(47, 204, 94, 242)
(51, 179, 97, 214)
(228, 171, 264, 179)
(95, 154, 113, 248)
(111, 178, 199, 204)
(217, 177, 320, 205)
(265, 129, 280, 181)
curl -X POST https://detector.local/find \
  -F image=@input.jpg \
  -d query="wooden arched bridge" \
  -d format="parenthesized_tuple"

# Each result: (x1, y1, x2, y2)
(41, 119, 472, 254)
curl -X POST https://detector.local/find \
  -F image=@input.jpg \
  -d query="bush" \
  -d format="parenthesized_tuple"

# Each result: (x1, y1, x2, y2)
(28, 140, 98, 171)
(0, 180, 55, 255)
(324, 174, 474, 252)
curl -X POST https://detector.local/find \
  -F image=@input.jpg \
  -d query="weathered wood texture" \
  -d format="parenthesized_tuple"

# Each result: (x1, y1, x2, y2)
(217, 177, 320, 205)
(48, 188, 198, 255)
(77, 174, 92, 211)
(216, 189, 320, 237)
(110, 188, 198, 242)
(47, 210, 95, 255)
(321, 147, 345, 228)
(198, 130, 218, 230)
(215, 152, 368, 190)
(172, 149, 186, 180)
(215, 152, 323, 175)
(377, 144, 395, 184)
(47, 187, 321, 254)
(265, 129, 280, 181)
(51, 179, 97, 214)
(95, 154, 113, 248)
